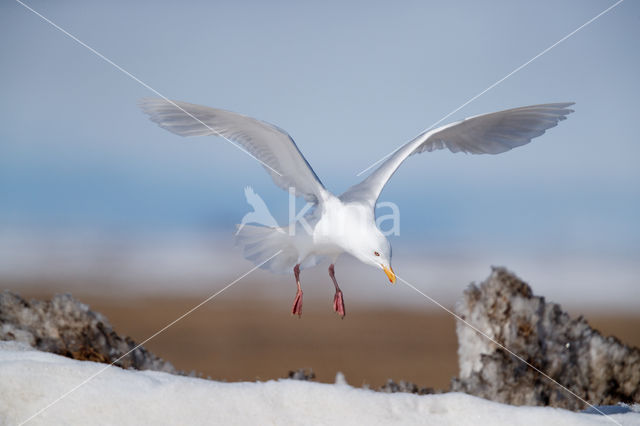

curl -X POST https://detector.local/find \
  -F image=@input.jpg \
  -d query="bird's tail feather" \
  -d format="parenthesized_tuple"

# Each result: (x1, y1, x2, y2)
(235, 224, 298, 274)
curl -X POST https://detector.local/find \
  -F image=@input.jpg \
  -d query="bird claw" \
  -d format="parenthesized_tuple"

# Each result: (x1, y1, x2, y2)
(333, 290, 346, 318)
(291, 289, 303, 317)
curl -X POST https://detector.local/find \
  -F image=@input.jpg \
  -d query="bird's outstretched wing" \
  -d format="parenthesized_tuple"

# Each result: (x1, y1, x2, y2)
(139, 98, 328, 204)
(340, 103, 575, 206)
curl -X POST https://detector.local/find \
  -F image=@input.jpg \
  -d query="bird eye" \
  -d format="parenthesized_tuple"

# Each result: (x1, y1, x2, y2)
(374, 251, 380, 257)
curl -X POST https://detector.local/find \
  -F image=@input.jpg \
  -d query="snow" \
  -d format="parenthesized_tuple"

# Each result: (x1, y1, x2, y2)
(0, 342, 638, 426)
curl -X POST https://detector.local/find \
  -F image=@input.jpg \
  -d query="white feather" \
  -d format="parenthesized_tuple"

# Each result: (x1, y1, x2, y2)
(139, 98, 329, 204)
(140, 100, 574, 282)
(340, 103, 574, 206)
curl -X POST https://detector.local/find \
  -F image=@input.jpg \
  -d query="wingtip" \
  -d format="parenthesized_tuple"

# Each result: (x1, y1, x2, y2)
(137, 97, 173, 113)
(547, 102, 575, 109)
(563, 102, 576, 116)
(548, 102, 575, 117)
(137, 97, 159, 115)
(137, 97, 154, 107)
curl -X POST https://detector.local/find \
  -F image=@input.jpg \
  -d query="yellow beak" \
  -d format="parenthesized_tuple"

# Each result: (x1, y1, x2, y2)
(382, 265, 396, 284)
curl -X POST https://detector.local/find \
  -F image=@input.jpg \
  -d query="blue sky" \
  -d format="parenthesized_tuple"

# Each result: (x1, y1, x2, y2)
(1, 0, 639, 257)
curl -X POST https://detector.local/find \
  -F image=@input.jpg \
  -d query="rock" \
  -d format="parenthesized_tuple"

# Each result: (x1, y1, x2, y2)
(451, 267, 640, 410)
(287, 368, 316, 381)
(0, 290, 178, 374)
(378, 379, 435, 395)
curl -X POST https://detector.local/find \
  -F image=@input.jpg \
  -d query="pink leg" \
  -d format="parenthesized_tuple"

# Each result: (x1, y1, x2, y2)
(329, 264, 345, 318)
(291, 264, 303, 317)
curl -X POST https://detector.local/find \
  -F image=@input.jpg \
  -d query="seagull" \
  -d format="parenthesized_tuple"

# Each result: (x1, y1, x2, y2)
(140, 99, 574, 318)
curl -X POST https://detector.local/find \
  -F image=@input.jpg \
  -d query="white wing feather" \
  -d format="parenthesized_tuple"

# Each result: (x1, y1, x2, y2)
(139, 98, 328, 204)
(340, 103, 575, 205)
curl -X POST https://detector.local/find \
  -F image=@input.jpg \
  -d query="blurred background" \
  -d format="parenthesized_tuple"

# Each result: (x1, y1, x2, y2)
(1, 0, 639, 389)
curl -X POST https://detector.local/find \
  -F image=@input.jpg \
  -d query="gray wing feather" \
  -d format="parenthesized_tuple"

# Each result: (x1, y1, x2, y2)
(139, 98, 328, 204)
(341, 103, 574, 205)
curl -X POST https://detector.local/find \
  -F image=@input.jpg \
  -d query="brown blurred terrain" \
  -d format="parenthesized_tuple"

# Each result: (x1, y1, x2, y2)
(9, 289, 640, 390)
(81, 297, 460, 389)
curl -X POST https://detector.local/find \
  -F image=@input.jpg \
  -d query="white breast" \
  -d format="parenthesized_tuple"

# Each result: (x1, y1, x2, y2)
(312, 199, 373, 252)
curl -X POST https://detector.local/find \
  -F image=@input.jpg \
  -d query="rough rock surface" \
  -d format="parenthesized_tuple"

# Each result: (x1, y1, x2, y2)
(288, 368, 316, 381)
(378, 379, 436, 395)
(451, 267, 640, 410)
(0, 290, 178, 374)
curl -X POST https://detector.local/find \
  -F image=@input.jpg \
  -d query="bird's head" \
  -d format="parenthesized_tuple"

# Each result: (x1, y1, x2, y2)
(350, 229, 395, 284)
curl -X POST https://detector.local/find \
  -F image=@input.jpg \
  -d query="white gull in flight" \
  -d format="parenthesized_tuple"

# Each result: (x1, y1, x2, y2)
(140, 100, 574, 318)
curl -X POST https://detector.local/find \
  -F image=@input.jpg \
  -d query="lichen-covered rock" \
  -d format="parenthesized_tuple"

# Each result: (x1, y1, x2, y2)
(287, 368, 316, 381)
(451, 267, 640, 410)
(378, 379, 436, 395)
(0, 290, 178, 374)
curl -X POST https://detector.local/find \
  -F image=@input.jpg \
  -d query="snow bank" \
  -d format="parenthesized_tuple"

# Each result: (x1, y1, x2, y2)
(1, 343, 638, 425)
